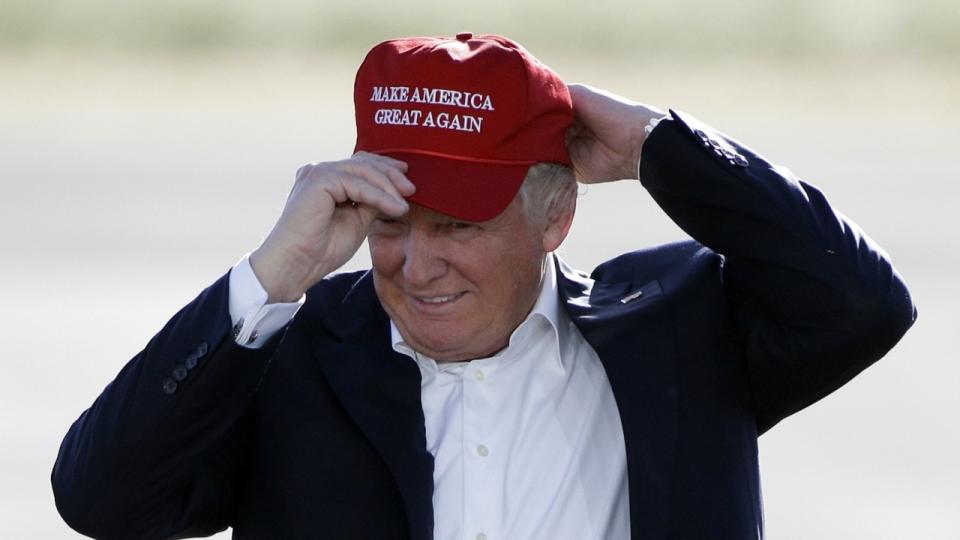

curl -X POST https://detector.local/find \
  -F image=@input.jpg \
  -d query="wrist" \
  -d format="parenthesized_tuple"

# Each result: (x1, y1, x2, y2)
(249, 245, 313, 303)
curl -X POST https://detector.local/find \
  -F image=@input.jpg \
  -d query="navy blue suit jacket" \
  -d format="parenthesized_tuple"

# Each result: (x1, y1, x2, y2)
(53, 110, 916, 539)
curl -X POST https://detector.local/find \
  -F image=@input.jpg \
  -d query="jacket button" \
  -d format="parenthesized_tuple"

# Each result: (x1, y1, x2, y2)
(173, 365, 189, 381)
(185, 353, 199, 370)
(196, 341, 209, 357)
(161, 378, 178, 395)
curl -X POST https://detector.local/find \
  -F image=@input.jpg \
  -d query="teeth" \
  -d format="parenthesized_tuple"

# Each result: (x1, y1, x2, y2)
(420, 294, 458, 304)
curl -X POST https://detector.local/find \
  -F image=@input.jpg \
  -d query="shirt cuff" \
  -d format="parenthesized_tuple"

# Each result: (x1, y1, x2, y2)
(637, 114, 668, 179)
(228, 253, 304, 349)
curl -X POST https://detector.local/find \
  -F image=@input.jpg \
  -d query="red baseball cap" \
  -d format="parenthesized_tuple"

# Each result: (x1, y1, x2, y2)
(353, 33, 573, 222)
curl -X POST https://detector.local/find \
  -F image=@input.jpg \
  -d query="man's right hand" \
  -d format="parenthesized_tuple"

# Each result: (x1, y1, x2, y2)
(249, 152, 415, 303)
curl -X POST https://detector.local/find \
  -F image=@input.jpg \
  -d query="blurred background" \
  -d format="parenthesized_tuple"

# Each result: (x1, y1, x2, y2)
(2, 0, 957, 537)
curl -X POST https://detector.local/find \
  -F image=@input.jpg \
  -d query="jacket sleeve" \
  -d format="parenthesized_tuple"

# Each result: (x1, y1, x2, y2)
(52, 271, 277, 539)
(638, 109, 917, 434)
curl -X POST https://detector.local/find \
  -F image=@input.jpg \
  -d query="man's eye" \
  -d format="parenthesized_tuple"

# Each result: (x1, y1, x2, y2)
(372, 217, 404, 234)
(450, 222, 474, 230)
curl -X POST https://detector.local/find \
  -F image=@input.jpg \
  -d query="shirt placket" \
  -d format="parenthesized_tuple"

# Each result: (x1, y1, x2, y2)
(461, 359, 498, 540)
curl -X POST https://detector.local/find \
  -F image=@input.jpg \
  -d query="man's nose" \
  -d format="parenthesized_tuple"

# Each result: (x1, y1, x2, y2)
(402, 228, 447, 287)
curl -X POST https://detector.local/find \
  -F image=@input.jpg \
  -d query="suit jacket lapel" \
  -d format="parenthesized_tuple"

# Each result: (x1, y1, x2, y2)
(556, 256, 679, 540)
(312, 273, 434, 540)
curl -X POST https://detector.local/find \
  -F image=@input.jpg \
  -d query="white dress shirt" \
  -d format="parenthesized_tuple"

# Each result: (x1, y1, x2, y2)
(228, 255, 631, 540)
(227, 254, 304, 348)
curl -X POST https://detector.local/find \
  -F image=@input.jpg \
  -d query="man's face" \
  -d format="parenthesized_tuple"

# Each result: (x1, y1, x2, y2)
(369, 194, 559, 362)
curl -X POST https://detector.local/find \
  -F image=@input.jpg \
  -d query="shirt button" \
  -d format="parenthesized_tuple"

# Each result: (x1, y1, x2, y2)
(476, 533, 488, 540)
(477, 444, 489, 457)
(473, 370, 485, 382)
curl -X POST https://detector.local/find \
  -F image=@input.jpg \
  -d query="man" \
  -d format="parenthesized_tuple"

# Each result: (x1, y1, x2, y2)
(53, 33, 915, 539)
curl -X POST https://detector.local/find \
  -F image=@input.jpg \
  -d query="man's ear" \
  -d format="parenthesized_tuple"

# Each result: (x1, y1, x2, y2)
(542, 197, 576, 252)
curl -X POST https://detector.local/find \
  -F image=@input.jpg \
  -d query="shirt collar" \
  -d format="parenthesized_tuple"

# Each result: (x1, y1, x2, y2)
(390, 255, 567, 371)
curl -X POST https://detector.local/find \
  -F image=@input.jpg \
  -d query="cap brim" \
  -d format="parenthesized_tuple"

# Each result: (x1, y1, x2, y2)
(383, 152, 531, 222)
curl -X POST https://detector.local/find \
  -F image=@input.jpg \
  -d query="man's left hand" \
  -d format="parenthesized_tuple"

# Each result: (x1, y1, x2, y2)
(566, 84, 666, 184)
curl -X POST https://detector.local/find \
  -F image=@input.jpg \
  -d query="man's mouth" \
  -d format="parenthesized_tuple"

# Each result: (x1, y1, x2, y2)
(413, 292, 466, 305)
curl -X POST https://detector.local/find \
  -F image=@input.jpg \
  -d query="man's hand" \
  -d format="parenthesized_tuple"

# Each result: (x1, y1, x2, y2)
(566, 84, 667, 183)
(250, 152, 415, 303)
